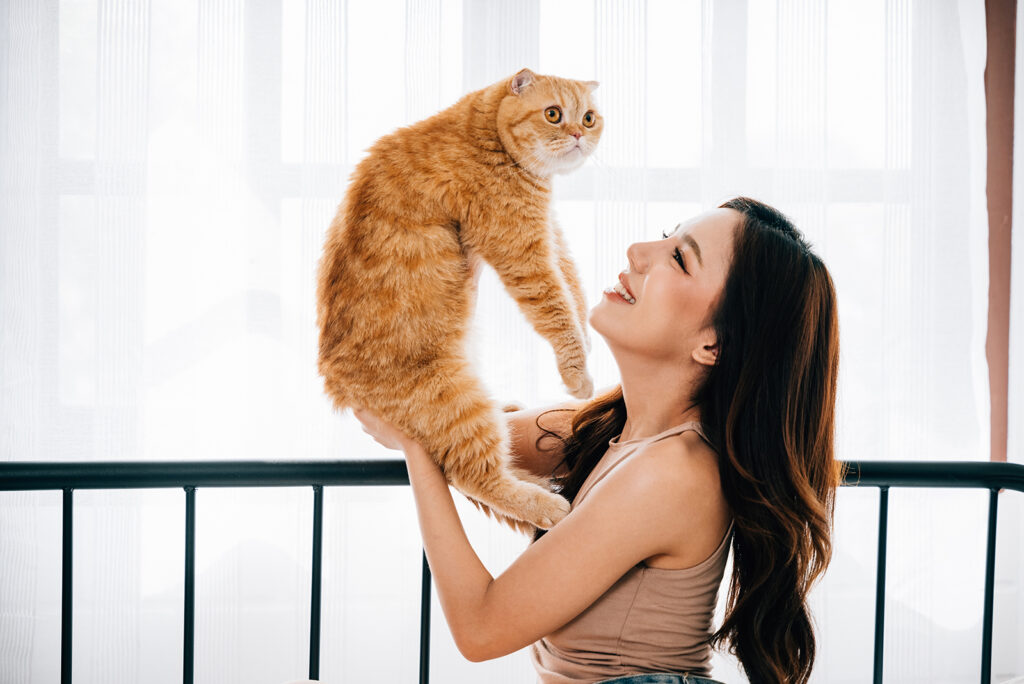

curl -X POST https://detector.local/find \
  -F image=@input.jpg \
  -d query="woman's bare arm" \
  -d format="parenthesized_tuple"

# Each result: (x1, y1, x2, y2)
(506, 399, 588, 480)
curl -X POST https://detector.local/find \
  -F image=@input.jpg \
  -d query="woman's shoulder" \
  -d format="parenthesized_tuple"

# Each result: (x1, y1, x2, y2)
(610, 431, 730, 568)
(598, 432, 724, 514)
(629, 428, 722, 486)
(582, 432, 719, 504)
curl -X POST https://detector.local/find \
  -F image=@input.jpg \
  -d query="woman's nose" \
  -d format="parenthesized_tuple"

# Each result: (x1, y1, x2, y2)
(626, 241, 647, 273)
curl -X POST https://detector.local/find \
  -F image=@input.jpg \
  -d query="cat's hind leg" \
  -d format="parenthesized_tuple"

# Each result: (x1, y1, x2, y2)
(390, 356, 571, 534)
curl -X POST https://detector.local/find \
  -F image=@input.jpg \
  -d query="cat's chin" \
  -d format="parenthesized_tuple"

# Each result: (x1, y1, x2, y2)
(550, 155, 588, 176)
(514, 150, 588, 178)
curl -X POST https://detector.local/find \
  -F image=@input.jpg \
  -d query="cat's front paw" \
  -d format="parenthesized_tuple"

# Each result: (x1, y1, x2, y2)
(569, 374, 594, 399)
(529, 491, 571, 530)
(561, 366, 593, 399)
(558, 334, 593, 397)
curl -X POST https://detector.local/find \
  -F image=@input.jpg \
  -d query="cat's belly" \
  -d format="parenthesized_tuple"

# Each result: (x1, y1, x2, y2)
(325, 252, 477, 356)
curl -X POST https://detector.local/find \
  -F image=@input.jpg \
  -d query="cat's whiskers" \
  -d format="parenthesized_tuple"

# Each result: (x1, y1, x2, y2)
(542, 143, 588, 173)
(508, 143, 600, 179)
(503, 146, 540, 171)
(585, 149, 609, 170)
(507, 148, 553, 179)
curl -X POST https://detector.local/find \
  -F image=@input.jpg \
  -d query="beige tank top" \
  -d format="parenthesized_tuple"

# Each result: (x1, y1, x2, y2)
(529, 420, 734, 684)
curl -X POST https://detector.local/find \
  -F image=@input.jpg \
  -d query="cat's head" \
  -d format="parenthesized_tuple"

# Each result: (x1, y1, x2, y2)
(496, 68, 603, 178)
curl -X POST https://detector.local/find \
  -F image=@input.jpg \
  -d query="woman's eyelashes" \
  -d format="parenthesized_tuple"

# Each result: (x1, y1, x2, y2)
(674, 247, 687, 272)
(661, 230, 687, 273)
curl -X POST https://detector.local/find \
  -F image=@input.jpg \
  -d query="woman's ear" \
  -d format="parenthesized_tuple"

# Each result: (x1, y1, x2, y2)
(691, 330, 719, 367)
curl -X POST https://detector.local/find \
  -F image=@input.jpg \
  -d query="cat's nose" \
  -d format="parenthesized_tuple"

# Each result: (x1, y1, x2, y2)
(570, 132, 581, 140)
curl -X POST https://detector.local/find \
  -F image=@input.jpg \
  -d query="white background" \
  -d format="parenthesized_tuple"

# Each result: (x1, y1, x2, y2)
(2, 0, 1021, 682)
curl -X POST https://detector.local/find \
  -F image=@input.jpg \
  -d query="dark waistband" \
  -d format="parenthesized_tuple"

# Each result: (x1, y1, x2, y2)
(596, 673, 726, 684)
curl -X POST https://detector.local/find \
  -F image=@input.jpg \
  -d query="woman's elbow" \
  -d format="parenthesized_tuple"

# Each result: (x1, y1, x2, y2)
(455, 628, 506, 663)
(459, 645, 488, 663)
(455, 635, 487, 663)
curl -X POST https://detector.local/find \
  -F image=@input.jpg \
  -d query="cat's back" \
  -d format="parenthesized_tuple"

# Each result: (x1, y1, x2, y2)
(315, 88, 502, 371)
(351, 97, 469, 194)
(344, 82, 524, 226)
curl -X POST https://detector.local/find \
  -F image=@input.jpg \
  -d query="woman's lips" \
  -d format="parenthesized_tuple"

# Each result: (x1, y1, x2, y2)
(605, 280, 636, 304)
(603, 288, 631, 304)
(618, 272, 635, 299)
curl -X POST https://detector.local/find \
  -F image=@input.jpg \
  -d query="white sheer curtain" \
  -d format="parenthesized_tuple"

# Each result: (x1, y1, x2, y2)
(1, 0, 1013, 682)
(1006, 0, 1024, 681)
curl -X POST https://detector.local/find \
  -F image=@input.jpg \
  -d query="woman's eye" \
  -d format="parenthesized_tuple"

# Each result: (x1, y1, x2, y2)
(661, 229, 686, 271)
(545, 107, 562, 123)
(673, 247, 687, 272)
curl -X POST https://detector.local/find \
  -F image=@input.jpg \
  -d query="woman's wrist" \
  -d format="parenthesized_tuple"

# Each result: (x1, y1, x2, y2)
(403, 441, 446, 482)
(402, 439, 428, 462)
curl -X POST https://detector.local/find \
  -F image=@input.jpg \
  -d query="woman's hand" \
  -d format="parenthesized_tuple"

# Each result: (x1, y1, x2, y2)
(351, 408, 444, 477)
(352, 408, 417, 452)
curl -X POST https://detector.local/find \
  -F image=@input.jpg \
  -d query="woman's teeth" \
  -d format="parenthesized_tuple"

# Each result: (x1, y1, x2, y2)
(610, 281, 635, 304)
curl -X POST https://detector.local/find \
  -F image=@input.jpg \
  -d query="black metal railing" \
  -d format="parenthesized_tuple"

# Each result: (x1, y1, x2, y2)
(841, 461, 1024, 683)
(1, 459, 1022, 684)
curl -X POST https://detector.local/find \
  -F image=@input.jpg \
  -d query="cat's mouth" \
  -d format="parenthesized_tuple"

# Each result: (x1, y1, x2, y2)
(535, 142, 589, 175)
(560, 143, 584, 157)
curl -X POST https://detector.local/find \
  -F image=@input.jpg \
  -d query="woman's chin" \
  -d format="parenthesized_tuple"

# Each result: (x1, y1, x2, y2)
(587, 302, 614, 339)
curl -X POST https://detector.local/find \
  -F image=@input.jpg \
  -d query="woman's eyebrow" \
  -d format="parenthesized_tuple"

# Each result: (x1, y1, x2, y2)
(666, 223, 703, 268)
(683, 233, 703, 268)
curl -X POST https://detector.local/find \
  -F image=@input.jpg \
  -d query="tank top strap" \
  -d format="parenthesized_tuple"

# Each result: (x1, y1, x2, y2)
(607, 420, 710, 449)
(677, 420, 713, 448)
(658, 420, 709, 443)
(576, 420, 710, 504)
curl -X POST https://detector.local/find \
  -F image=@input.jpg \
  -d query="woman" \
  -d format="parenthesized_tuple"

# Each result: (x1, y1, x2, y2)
(355, 196, 845, 684)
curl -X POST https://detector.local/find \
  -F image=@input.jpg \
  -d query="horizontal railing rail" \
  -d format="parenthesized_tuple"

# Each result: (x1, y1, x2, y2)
(843, 460, 1024, 491)
(0, 459, 410, 491)
(0, 459, 1021, 684)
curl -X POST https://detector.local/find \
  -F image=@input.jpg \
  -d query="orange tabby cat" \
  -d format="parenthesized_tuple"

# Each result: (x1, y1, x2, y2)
(316, 68, 601, 533)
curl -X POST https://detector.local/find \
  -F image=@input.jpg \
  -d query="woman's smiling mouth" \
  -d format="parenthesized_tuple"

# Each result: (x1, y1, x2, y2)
(604, 279, 635, 304)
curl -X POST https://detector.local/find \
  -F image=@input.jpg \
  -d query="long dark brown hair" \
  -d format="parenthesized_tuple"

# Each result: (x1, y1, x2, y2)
(533, 197, 845, 684)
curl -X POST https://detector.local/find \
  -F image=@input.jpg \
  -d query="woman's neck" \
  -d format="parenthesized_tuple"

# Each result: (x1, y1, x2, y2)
(618, 378, 702, 442)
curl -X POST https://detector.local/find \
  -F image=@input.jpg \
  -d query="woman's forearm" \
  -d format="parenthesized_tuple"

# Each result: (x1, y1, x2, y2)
(403, 442, 494, 656)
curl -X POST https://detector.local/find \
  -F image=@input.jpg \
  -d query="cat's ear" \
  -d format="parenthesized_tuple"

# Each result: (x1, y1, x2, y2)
(510, 68, 536, 95)
(584, 80, 599, 92)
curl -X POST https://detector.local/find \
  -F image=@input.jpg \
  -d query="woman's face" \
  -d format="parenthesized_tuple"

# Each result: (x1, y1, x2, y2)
(589, 208, 740, 367)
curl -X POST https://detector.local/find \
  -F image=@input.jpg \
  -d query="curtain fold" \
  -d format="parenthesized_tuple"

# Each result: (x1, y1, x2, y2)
(1007, 0, 1024, 675)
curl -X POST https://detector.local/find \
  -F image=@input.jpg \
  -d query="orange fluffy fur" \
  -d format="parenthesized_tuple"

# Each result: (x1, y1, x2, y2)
(316, 69, 602, 534)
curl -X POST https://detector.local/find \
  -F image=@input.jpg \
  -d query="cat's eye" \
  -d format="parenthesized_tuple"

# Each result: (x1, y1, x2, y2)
(544, 106, 562, 124)
(582, 111, 596, 127)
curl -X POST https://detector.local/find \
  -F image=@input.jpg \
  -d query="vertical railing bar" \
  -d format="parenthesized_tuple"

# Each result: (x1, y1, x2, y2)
(419, 550, 431, 684)
(981, 488, 998, 684)
(184, 487, 196, 684)
(309, 485, 324, 680)
(61, 488, 73, 684)
(873, 486, 889, 684)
